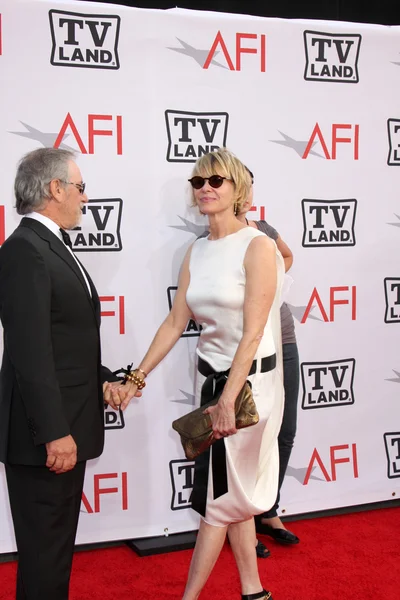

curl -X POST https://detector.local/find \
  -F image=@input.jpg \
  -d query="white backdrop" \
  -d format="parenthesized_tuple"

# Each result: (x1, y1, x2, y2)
(0, 0, 399, 553)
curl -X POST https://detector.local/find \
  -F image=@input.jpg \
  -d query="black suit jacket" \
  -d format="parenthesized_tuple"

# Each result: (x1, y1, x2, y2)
(0, 218, 119, 466)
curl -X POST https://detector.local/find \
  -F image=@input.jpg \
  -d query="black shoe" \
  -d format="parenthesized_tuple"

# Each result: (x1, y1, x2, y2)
(255, 521, 299, 545)
(255, 539, 270, 558)
(242, 590, 273, 600)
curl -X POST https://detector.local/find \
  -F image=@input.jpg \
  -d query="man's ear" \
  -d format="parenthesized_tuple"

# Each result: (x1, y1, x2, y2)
(48, 179, 63, 202)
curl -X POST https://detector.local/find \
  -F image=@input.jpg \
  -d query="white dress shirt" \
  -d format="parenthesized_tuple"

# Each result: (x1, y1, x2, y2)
(25, 212, 92, 296)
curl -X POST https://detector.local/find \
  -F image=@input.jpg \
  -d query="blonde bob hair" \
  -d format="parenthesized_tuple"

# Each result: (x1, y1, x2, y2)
(190, 148, 252, 214)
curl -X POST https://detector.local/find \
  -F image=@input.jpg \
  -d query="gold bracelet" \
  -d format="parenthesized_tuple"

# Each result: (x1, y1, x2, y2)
(124, 370, 146, 390)
(136, 367, 147, 378)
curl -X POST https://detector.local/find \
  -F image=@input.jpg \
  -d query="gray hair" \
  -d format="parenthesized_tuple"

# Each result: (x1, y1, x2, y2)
(14, 147, 75, 215)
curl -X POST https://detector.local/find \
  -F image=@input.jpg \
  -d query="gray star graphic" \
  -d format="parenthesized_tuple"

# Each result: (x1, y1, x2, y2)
(171, 390, 196, 406)
(167, 38, 227, 69)
(387, 214, 400, 228)
(286, 303, 323, 323)
(9, 122, 76, 151)
(385, 369, 400, 384)
(286, 465, 326, 484)
(270, 131, 325, 158)
(170, 216, 208, 237)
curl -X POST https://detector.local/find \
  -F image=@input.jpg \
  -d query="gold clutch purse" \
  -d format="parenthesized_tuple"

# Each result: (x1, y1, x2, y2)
(172, 381, 259, 460)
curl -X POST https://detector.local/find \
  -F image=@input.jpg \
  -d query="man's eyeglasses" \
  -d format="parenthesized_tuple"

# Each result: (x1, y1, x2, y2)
(61, 180, 86, 195)
(188, 175, 232, 190)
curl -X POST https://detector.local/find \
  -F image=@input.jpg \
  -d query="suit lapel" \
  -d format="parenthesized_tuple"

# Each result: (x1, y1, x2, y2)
(20, 218, 99, 325)
(75, 257, 101, 326)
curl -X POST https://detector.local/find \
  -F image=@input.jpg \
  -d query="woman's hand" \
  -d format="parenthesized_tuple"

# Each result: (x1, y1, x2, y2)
(103, 381, 142, 411)
(204, 401, 237, 440)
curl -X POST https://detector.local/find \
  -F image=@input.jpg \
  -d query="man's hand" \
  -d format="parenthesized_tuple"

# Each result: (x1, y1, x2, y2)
(103, 380, 142, 411)
(45, 434, 77, 474)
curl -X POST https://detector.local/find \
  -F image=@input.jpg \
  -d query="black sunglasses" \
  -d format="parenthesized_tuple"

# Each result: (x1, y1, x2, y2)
(188, 175, 232, 190)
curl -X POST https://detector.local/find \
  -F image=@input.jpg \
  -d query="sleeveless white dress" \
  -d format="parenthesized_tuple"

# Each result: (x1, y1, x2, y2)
(186, 227, 285, 527)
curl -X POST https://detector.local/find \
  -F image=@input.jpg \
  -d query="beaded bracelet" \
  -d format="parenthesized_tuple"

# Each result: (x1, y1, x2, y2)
(124, 370, 146, 390)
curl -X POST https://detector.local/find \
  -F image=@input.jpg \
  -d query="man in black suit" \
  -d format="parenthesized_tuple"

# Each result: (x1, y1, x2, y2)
(0, 148, 131, 599)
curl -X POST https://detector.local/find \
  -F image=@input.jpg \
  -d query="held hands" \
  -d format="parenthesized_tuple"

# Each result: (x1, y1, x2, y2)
(46, 434, 77, 474)
(203, 401, 237, 440)
(103, 380, 142, 412)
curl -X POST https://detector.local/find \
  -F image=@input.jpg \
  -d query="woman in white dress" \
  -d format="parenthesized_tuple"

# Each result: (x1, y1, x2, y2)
(107, 149, 284, 600)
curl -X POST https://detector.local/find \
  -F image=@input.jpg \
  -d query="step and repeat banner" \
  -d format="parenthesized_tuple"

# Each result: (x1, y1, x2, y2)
(0, 0, 399, 552)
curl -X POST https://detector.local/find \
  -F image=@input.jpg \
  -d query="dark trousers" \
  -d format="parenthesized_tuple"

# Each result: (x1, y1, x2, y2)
(5, 461, 86, 600)
(263, 342, 299, 518)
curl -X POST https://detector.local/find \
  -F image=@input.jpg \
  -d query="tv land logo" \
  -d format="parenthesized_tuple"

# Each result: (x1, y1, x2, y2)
(304, 31, 361, 83)
(168, 31, 266, 71)
(387, 119, 400, 166)
(271, 123, 359, 160)
(169, 459, 195, 510)
(303, 443, 359, 484)
(384, 433, 400, 479)
(384, 278, 400, 323)
(165, 111, 229, 163)
(301, 359, 355, 409)
(302, 199, 357, 247)
(10, 114, 123, 155)
(104, 404, 125, 430)
(49, 10, 120, 69)
(0, 206, 5, 246)
(81, 472, 128, 513)
(70, 199, 122, 252)
(167, 286, 202, 337)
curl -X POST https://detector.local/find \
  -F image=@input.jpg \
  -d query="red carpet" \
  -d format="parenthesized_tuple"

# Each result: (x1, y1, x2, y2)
(0, 507, 398, 599)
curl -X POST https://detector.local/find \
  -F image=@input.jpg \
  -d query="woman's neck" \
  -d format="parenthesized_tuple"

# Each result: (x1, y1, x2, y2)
(207, 211, 245, 240)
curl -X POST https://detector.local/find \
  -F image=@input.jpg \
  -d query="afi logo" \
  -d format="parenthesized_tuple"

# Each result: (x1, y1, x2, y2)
(302, 286, 357, 323)
(384, 278, 400, 323)
(301, 359, 355, 409)
(71, 199, 122, 252)
(82, 472, 128, 513)
(303, 123, 359, 159)
(165, 111, 228, 163)
(169, 459, 195, 510)
(383, 433, 400, 479)
(387, 119, 400, 166)
(304, 444, 359, 484)
(104, 405, 125, 430)
(167, 287, 201, 337)
(170, 32, 266, 72)
(302, 199, 357, 247)
(304, 31, 361, 83)
(0, 206, 5, 246)
(100, 295, 125, 334)
(54, 113, 122, 155)
(49, 10, 120, 69)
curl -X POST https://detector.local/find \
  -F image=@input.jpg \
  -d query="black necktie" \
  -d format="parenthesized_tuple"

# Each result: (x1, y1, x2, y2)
(60, 228, 72, 248)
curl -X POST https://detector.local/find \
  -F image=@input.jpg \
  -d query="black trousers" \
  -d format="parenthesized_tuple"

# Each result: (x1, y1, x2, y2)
(5, 461, 86, 600)
(263, 342, 299, 518)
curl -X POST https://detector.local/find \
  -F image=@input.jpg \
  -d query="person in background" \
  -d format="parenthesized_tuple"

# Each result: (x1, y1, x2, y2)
(236, 169, 300, 556)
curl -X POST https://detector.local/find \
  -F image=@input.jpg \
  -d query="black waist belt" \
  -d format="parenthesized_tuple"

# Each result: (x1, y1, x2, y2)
(197, 353, 276, 379)
(190, 353, 277, 518)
